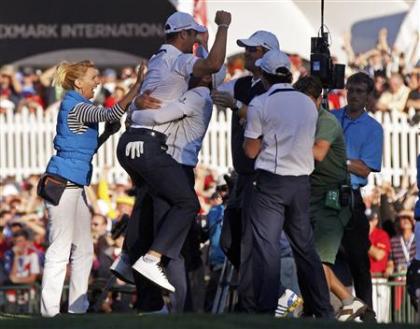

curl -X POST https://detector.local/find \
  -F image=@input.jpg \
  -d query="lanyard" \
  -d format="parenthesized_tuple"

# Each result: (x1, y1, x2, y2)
(400, 234, 415, 264)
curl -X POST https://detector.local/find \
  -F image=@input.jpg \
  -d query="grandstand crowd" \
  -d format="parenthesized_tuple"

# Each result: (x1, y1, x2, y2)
(0, 27, 419, 319)
(1, 29, 419, 124)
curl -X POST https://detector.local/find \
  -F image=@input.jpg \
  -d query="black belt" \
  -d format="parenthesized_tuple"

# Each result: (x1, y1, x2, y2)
(127, 128, 167, 142)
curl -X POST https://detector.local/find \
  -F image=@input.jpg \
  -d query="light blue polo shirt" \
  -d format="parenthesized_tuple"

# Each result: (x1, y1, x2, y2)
(332, 107, 383, 189)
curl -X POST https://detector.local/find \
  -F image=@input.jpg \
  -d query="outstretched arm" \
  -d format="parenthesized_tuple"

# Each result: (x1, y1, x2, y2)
(132, 89, 206, 125)
(192, 11, 231, 77)
(132, 106, 185, 126)
(71, 63, 146, 125)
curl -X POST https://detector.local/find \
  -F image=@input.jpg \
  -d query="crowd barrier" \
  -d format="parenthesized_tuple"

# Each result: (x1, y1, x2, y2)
(372, 273, 418, 323)
(0, 274, 418, 323)
(0, 280, 136, 315)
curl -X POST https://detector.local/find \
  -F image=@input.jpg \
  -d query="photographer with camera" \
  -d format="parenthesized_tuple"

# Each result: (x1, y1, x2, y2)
(332, 72, 384, 321)
(243, 49, 333, 318)
(294, 76, 368, 321)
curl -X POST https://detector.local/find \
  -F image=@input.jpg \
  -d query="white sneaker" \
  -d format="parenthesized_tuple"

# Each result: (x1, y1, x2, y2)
(110, 253, 135, 284)
(132, 256, 175, 292)
(274, 289, 303, 318)
(336, 298, 368, 321)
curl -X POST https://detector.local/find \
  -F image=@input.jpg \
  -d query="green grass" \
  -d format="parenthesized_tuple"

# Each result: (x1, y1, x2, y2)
(0, 313, 417, 329)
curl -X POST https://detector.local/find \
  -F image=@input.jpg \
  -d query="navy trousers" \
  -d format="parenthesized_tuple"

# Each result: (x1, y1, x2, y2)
(118, 129, 199, 312)
(122, 188, 190, 312)
(221, 173, 257, 312)
(249, 170, 334, 318)
(340, 189, 373, 308)
(117, 129, 200, 260)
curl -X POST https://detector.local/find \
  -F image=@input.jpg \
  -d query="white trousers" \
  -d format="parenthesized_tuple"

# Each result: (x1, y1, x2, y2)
(40, 187, 93, 317)
(372, 278, 391, 323)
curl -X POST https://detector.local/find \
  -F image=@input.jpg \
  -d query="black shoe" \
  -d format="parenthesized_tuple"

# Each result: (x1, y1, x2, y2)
(360, 307, 377, 323)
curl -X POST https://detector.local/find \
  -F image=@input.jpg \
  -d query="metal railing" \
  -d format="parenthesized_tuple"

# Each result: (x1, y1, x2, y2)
(0, 274, 418, 323)
(371, 272, 418, 324)
(0, 280, 136, 315)
(0, 283, 40, 314)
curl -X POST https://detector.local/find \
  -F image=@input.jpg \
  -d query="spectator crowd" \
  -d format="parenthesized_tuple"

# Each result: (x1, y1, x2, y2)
(0, 165, 231, 313)
(0, 29, 419, 124)
(0, 167, 417, 317)
(0, 27, 418, 318)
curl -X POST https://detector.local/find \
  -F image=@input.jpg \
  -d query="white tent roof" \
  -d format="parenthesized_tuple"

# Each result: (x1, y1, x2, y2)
(394, 0, 420, 68)
(174, 0, 414, 62)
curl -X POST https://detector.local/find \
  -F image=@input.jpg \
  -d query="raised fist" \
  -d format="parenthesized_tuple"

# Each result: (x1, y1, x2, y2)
(215, 10, 231, 27)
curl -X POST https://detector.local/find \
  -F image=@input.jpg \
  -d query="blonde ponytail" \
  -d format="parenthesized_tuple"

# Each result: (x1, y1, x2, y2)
(52, 60, 95, 90)
(52, 62, 70, 88)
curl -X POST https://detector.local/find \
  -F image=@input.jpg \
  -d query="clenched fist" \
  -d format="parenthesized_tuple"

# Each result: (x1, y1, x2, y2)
(215, 10, 231, 27)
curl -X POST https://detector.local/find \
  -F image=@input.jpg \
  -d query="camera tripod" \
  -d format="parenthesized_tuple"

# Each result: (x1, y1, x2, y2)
(211, 259, 239, 314)
(92, 275, 117, 312)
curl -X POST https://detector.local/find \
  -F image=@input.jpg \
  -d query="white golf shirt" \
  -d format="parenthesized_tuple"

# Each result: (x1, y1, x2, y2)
(131, 86, 213, 166)
(245, 83, 318, 176)
(130, 43, 199, 134)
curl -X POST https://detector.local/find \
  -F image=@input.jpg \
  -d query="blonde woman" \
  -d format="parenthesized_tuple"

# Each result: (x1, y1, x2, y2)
(39, 60, 144, 317)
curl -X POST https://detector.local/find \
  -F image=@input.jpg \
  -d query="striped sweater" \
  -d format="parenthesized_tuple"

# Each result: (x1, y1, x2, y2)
(68, 102, 124, 134)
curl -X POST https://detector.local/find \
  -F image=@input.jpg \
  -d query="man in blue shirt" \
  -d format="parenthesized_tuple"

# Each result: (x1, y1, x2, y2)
(332, 72, 383, 320)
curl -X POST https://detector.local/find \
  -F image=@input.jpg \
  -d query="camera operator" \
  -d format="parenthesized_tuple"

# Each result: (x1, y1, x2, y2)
(332, 72, 384, 320)
(294, 76, 368, 321)
(211, 30, 279, 313)
(243, 49, 333, 318)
